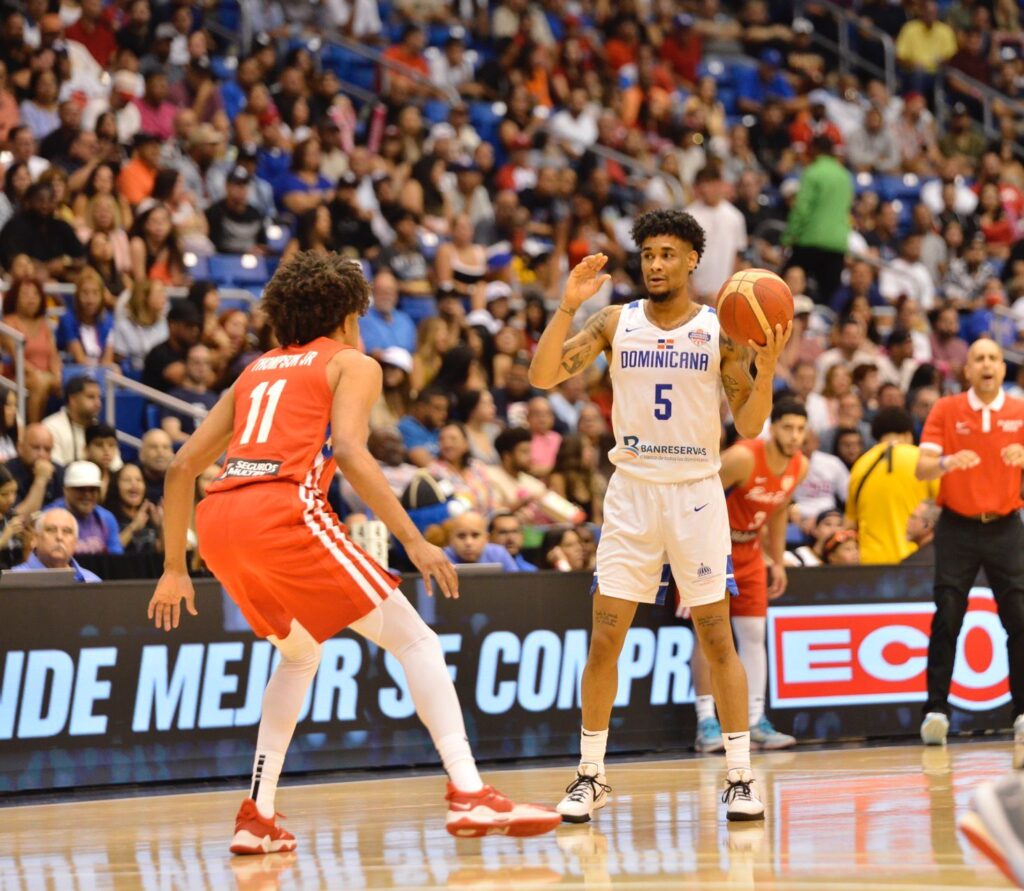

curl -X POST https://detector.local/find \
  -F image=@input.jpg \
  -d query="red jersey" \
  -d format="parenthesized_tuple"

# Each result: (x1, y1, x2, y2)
(207, 337, 351, 499)
(726, 439, 802, 554)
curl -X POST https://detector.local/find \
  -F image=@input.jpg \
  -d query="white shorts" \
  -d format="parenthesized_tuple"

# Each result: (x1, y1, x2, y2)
(594, 471, 731, 608)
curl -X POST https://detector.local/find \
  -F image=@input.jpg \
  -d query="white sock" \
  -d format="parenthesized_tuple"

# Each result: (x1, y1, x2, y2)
(580, 727, 608, 775)
(252, 621, 323, 819)
(251, 751, 285, 819)
(732, 616, 768, 725)
(695, 694, 717, 722)
(350, 591, 483, 792)
(724, 731, 751, 774)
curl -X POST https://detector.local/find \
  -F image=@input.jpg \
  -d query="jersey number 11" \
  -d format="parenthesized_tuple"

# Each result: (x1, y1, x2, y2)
(240, 379, 287, 445)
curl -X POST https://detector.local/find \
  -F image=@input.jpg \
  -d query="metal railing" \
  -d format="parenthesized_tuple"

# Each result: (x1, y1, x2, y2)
(103, 372, 209, 450)
(330, 34, 460, 104)
(0, 321, 27, 422)
(934, 68, 1024, 161)
(795, 0, 897, 94)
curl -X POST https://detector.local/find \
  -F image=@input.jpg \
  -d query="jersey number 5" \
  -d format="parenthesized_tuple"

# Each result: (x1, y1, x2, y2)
(654, 383, 672, 420)
(240, 379, 286, 445)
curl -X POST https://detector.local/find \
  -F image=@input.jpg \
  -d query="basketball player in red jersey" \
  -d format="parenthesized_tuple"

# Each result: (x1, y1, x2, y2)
(147, 253, 560, 852)
(692, 399, 808, 753)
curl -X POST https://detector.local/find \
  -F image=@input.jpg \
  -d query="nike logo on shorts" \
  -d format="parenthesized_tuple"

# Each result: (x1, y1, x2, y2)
(695, 504, 708, 512)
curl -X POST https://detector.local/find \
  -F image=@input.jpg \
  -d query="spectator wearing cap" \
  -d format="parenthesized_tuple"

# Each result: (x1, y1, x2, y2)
(915, 338, 1024, 742)
(117, 133, 161, 206)
(134, 69, 177, 141)
(66, 0, 115, 66)
(734, 48, 796, 116)
(45, 460, 123, 555)
(370, 347, 414, 430)
(317, 119, 349, 184)
(174, 122, 223, 209)
(823, 529, 859, 565)
(450, 160, 492, 229)
(207, 145, 274, 220)
(685, 162, 747, 302)
(139, 22, 176, 78)
(141, 299, 202, 393)
(659, 13, 701, 87)
(785, 507, 843, 567)
(938, 102, 986, 164)
(206, 165, 266, 254)
(84, 422, 121, 499)
(380, 209, 434, 323)
(782, 135, 852, 307)
(42, 375, 102, 467)
(329, 170, 379, 261)
(0, 181, 84, 277)
(896, 1, 957, 88)
(12, 508, 101, 582)
(83, 69, 142, 147)
(846, 407, 938, 564)
(360, 270, 416, 356)
(161, 343, 217, 443)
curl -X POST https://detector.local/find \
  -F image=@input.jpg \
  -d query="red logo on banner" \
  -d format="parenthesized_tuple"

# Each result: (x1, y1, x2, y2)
(768, 589, 1009, 712)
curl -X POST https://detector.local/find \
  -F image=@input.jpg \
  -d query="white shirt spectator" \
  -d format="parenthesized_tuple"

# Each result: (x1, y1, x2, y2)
(879, 258, 936, 310)
(426, 47, 478, 94)
(793, 450, 850, 521)
(684, 199, 747, 299)
(547, 107, 599, 157)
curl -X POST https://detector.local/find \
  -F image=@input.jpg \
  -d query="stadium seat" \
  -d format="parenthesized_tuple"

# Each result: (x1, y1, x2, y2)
(423, 100, 450, 125)
(183, 253, 210, 281)
(218, 287, 258, 313)
(114, 390, 147, 442)
(62, 365, 106, 391)
(208, 254, 269, 287)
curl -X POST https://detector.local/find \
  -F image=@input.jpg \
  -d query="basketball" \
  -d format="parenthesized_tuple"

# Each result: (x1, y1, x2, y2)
(715, 268, 794, 347)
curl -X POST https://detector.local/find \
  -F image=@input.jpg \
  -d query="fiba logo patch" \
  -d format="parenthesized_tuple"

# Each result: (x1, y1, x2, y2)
(697, 563, 713, 579)
(689, 328, 711, 347)
(622, 435, 641, 458)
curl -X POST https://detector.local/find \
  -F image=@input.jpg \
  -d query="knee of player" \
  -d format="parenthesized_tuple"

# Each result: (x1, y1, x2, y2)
(588, 627, 626, 664)
(697, 633, 735, 664)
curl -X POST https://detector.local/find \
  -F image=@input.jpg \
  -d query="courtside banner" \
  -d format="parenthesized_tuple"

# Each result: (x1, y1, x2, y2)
(0, 565, 1013, 793)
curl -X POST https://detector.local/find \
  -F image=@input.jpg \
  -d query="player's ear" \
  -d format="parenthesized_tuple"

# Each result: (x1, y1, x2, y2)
(688, 251, 699, 271)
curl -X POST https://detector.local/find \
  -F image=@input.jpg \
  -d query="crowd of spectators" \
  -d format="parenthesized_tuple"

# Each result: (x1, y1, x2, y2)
(0, 0, 1019, 577)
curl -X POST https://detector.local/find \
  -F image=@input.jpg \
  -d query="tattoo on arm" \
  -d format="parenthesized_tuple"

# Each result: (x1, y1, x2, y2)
(722, 374, 742, 402)
(559, 307, 613, 376)
(594, 609, 619, 628)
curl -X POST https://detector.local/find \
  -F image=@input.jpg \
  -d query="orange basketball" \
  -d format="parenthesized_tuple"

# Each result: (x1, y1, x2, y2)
(715, 268, 794, 347)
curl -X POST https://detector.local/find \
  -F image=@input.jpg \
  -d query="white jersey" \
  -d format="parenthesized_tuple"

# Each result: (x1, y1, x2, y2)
(608, 300, 723, 484)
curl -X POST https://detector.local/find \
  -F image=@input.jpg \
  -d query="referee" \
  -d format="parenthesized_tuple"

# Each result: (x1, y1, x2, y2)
(916, 338, 1024, 745)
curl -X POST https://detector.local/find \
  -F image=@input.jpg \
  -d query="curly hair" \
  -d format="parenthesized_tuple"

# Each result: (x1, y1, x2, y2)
(630, 209, 706, 259)
(262, 251, 371, 346)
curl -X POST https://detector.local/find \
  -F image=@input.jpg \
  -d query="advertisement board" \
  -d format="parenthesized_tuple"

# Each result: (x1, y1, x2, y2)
(0, 565, 1013, 793)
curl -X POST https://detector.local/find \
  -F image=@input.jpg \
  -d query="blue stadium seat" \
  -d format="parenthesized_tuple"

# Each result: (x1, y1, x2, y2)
(62, 365, 106, 391)
(877, 175, 925, 203)
(423, 100, 450, 125)
(114, 390, 146, 442)
(265, 223, 290, 254)
(469, 101, 502, 147)
(208, 254, 269, 287)
(145, 403, 162, 432)
(183, 253, 210, 281)
(210, 55, 237, 81)
(427, 24, 451, 47)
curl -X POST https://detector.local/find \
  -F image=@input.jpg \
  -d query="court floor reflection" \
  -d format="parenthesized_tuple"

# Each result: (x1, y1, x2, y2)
(3, 742, 1016, 889)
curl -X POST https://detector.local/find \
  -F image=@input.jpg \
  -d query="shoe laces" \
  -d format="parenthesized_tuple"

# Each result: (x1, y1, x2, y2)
(722, 778, 755, 806)
(565, 773, 611, 803)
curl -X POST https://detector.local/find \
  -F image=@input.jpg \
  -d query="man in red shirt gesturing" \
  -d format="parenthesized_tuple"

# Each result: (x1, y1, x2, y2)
(916, 337, 1024, 745)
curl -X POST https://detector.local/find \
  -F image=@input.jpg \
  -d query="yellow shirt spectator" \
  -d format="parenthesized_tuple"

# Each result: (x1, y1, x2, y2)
(896, 19, 958, 73)
(846, 440, 939, 564)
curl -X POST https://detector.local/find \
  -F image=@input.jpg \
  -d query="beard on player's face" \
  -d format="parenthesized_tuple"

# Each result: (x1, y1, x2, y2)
(772, 433, 799, 457)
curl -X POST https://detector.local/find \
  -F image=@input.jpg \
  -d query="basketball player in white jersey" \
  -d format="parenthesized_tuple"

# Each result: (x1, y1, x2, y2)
(529, 210, 790, 822)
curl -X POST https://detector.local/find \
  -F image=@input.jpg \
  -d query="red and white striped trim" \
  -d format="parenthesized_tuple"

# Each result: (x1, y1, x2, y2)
(298, 459, 391, 606)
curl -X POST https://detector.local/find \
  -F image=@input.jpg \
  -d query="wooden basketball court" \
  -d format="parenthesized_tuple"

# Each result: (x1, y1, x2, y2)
(5, 741, 1017, 889)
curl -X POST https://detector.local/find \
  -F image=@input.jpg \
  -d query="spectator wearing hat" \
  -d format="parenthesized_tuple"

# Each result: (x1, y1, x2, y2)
(175, 122, 223, 208)
(360, 270, 416, 356)
(117, 133, 161, 206)
(0, 181, 84, 277)
(134, 68, 178, 141)
(45, 460, 122, 555)
(42, 375, 102, 467)
(139, 22, 176, 78)
(329, 170, 379, 261)
(380, 209, 434, 323)
(12, 508, 101, 582)
(84, 422, 121, 499)
(659, 13, 701, 87)
(735, 48, 796, 116)
(83, 69, 141, 146)
(823, 528, 859, 565)
(66, 0, 116, 67)
(141, 299, 202, 393)
(207, 144, 274, 220)
(161, 344, 217, 443)
(785, 507, 843, 567)
(783, 135, 853, 306)
(370, 346, 414, 430)
(206, 165, 266, 255)
(846, 407, 939, 564)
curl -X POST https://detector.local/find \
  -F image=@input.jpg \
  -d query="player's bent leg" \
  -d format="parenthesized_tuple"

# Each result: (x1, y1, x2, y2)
(558, 591, 637, 824)
(350, 591, 561, 837)
(691, 597, 764, 822)
(231, 620, 320, 855)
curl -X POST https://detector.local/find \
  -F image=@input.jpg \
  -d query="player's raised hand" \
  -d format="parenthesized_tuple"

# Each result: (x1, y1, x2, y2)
(749, 321, 793, 376)
(147, 569, 198, 631)
(561, 254, 611, 311)
(407, 537, 460, 600)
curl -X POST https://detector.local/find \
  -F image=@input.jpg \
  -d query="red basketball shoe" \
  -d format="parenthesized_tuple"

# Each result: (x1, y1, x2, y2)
(445, 783, 562, 838)
(229, 798, 298, 855)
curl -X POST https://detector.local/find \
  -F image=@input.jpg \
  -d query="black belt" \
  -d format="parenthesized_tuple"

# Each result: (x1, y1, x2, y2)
(948, 509, 1016, 524)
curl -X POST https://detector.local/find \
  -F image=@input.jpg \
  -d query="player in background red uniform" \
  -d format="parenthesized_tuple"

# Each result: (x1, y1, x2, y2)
(692, 400, 808, 753)
(147, 253, 560, 853)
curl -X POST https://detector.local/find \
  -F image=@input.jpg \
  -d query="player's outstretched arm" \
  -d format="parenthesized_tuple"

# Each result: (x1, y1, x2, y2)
(721, 322, 791, 438)
(148, 389, 237, 630)
(529, 253, 615, 389)
(330, 350, 459, 599)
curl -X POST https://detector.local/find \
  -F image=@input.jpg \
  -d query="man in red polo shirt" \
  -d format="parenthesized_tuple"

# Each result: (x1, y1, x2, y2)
(916, 337, 1024, 745)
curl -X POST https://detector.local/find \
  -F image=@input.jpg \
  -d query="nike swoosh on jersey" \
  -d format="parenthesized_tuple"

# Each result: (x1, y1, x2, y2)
(623, 326, 643, 333)
(695, 503, 708, 512)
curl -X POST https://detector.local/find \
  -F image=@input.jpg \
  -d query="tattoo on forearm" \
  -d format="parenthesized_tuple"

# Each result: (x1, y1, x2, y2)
(561, 350, 590, 376)
(594, 609, 618, 628)
(558, 307, 613, 376)
(722, 374, 742, 401)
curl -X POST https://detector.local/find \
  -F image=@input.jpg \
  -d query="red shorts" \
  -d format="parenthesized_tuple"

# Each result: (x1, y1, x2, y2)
(730, 543, 767, 618)
(196, 482, 397, 642)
